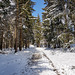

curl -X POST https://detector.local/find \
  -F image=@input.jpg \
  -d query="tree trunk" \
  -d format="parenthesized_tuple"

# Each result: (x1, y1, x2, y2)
(37, 42, 40, 47)
(48, 42, 50, 48)
(19, 28, 22, 51)
(15, 0, 19, 53)
(11, 37, 13, 49)
(27, 40, 30, 48)
(14, 28, 18, 53)
(58, 40, 61, 48)
(25, 40, 27, 49)
(6, 42, 8, 49)
(0, 31, 3, 50)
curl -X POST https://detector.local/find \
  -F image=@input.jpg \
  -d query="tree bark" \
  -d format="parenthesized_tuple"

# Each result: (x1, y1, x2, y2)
(19, 28, 22, 51)
(37, 41, 40, 47)
(14, 0, 19, 53)
(27, 40, 30, 48)
(25, 41, 27, 49)
(0, 31, 3, 50)
(48, 42, 50, 48)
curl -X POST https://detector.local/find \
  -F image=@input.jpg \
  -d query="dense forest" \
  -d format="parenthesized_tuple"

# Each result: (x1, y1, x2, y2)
(0, 0, 75, 52)
(42, 0, 75, 48)
(0, 0, 75, 75)
(0, 0, 36, 52)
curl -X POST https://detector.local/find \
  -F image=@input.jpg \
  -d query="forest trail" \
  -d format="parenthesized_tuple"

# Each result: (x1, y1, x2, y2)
(0, 45, 75, 75)
(0, 0, 75, 75)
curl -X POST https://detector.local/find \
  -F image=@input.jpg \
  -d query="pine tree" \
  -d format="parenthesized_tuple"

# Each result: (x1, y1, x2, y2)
(0, 0, 35, 51)
(0, 0, 10, 50)
(13, 0, 35, 51)
(20, 0, 35, 49)
(34, 15, 43, 47)
(43, 0, 75, 48)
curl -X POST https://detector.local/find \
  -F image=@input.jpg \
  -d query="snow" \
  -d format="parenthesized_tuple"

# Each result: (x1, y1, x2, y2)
(61, 17, 65, 24)
(36, 47, 75, 75)
(42, 11, 47, 14)
(10, 0, 15, 6)
(47, 4, 57, 10)
(0, 45, 75, 75)
(43, 18, 50, 21)
(70, 44, 75, 47)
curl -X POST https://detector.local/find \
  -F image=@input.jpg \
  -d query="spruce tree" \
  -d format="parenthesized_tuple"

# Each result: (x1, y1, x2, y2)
(0, 0, 10, 50)
(43, 0, 75, 48)
(34, 15, 43, 47)
(16, 0, 35, 49)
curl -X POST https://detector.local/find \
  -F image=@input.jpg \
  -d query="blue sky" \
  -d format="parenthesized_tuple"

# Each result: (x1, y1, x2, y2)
(31, 0, 46, 21)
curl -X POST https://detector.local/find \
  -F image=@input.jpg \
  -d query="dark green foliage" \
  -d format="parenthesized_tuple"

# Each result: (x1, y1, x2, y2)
(42, 0, 75, 48)
(0, 0, 35, 51)
(34, 15, 43, 47)
(0, 0, 10, 8)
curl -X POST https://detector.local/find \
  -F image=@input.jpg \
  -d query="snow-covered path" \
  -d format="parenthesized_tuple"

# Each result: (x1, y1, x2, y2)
(0, 46, 39, 75)
(0, 46, 75, 75)
(36, 47, 75, 75)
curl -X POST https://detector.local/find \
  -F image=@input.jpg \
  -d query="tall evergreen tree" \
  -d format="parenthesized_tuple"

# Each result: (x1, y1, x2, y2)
(0, 0, 35, 52)
(34, 15, 43, 47)
(14, 0, 35, 50)
(43, 0, 75, 48)
(0, 0, 11, 50)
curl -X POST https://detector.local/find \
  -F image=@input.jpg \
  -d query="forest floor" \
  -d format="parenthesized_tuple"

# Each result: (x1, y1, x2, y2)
(0, 45, 75, 75)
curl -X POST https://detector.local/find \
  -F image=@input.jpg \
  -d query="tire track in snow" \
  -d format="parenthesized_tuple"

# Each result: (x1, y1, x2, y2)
(42, 52, 60, 75)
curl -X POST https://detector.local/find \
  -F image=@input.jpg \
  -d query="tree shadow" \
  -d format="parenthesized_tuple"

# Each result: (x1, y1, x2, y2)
(24, 61, 54, 75)
(21, 46, 55, 75)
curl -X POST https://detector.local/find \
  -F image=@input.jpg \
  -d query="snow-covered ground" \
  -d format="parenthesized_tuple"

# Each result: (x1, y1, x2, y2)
(0, 45, 75, 75)
(36, 47, 75, 75)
